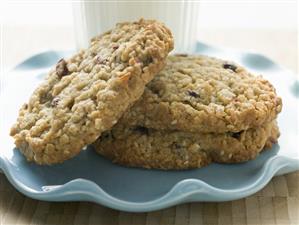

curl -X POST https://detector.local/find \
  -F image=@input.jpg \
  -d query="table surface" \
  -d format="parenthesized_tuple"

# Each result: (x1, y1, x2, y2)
(1, 26, 298, 225)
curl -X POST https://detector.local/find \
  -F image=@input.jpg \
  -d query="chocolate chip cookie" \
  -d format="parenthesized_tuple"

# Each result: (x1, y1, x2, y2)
(10, 19, 174, 164)
(119, 55, 282, 133)
(93, 121, 279, 170)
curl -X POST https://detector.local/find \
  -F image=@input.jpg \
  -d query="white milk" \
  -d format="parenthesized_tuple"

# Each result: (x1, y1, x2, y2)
(72, 1, 199, 53)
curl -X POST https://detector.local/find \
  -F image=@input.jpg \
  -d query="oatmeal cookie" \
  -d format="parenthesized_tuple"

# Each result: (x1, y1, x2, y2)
(93, 121, 279, 170)
(120, 55, 282, 133)
(10, 19, 174, 164)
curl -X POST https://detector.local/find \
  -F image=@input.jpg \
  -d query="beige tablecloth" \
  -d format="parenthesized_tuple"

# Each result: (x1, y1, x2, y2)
(1, 26, 298, 225)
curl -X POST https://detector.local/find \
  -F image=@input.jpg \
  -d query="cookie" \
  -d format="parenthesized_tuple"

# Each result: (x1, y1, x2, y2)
(93, 121, 279, 170)
(119, 55, 282, 133)
(10, 19, 174, 164)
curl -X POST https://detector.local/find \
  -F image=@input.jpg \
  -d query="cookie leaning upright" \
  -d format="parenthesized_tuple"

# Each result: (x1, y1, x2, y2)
(10, 19, 174, 165)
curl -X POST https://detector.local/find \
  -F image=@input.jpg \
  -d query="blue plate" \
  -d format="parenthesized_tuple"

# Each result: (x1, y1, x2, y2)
(1, 43, 298, 212)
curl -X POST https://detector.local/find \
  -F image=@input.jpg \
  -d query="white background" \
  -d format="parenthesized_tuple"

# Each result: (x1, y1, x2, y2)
(2, 0, 298, 29)
(1, 0, 298, 72)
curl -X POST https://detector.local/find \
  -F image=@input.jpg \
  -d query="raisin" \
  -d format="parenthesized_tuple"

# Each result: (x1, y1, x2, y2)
(175, 53, 188, 57)
(187, 90, 200, 98)
(56, 59, 69, 77)
(133, 126, 149, 135)
(172, 142, 182, 149)
(112, 44, 119, 50)
(51, 97, 60, 107)
(223, 63, 237, 72)
(144, 56, 153, 64)
(231, 131, 242, 139)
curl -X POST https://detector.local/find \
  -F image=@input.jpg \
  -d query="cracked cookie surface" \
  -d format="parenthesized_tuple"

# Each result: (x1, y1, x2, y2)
(10, 19, 174, 164)
(93, 121, 279, 170)
(119, 55, 282, 133)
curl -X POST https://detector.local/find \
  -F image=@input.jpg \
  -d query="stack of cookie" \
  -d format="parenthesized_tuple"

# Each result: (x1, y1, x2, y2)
(93, 55, 282, 169)
(10, 19, 282, 169)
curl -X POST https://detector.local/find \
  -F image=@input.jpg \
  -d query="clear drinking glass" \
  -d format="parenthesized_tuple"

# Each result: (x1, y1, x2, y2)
(72, 1, 200, 53)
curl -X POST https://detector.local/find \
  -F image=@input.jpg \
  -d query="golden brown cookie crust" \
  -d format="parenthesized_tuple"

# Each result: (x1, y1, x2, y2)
(10, 19, 174, 164)
(119, 55, 282, 133)
(93, 121, 279, 170)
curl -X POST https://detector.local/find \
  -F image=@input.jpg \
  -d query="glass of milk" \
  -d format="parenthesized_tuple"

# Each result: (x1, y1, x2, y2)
(72, 1, 200, 53)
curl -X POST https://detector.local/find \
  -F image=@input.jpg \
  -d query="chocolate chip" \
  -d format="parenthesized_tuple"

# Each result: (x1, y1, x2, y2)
(223, 63, 237, 72)
(56, 59, 69, 77)
(96, 56, 109, 65)
(133, 126, 149, 135)
(187, 90, 200, 98)
(51, 97, 60, 107)
(175, 54, 188, 57)
(231, 131, 242, 139)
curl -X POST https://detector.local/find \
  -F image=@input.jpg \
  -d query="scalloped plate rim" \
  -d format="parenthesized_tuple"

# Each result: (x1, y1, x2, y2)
(1, 155, 298, 212)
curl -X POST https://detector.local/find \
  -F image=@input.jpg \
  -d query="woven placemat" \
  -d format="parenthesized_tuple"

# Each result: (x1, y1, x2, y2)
(0, 172, 298, 225)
